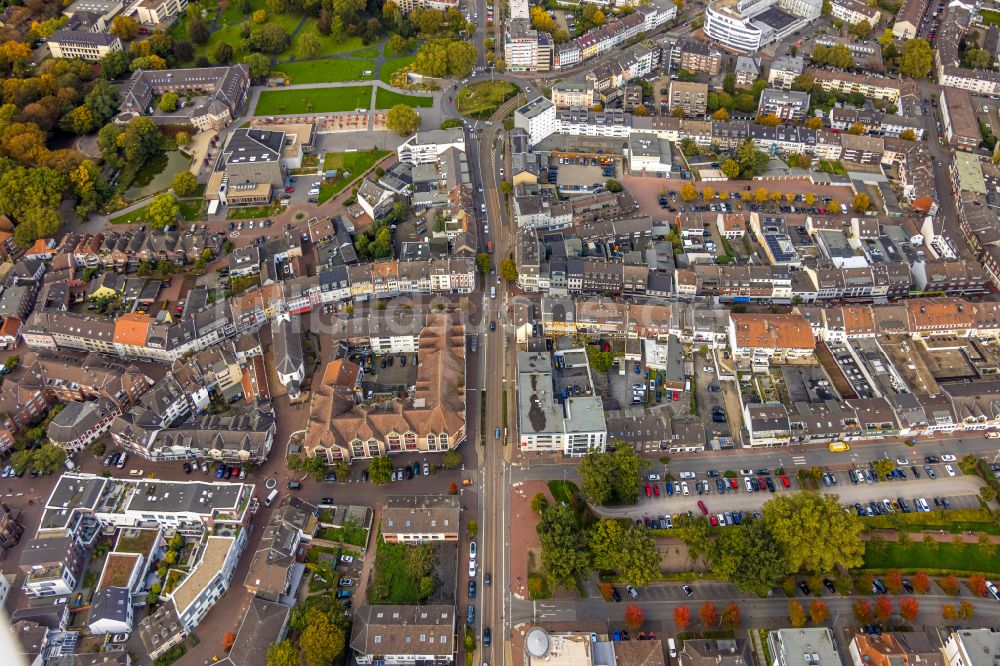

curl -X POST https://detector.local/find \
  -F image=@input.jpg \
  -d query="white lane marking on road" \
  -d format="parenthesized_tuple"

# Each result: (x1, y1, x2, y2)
(792, 455, 807, 465)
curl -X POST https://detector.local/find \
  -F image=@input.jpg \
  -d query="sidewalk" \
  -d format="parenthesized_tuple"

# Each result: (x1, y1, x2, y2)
(509, 480, 550, 600)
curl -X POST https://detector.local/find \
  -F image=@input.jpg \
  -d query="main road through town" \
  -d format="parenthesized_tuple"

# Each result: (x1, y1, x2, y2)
(472, 90, 525, 665)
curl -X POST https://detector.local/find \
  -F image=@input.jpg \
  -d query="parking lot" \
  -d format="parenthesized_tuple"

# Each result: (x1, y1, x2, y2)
(630, 461, 986, 521)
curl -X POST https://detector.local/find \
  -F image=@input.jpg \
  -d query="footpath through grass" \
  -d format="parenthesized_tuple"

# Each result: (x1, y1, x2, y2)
(255, 85, 372, 115)
(455, 80, 520, 118)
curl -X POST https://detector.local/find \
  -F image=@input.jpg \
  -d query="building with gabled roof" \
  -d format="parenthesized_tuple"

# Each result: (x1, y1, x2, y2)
(350, 605, 456, 665)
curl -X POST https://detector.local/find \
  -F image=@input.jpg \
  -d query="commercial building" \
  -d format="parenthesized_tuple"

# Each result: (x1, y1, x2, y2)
(48, 29, 122, 61)
(728, 313, 816, 368)
(758, 88, 810, 120)
(669, 81, 709, 116)
(207, 129, 288, 207)
(516, 350, 607, 456)
(397, 128, 466, 165)
(704, 0, 822, 53)
(514, 97, 557, 147)
(768, 629, 844, 666)
(944, 630, 1000, 666)
(381, 496, 460, 543)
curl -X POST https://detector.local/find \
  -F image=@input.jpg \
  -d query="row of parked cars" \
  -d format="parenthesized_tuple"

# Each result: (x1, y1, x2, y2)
(392, 462, 430, 481)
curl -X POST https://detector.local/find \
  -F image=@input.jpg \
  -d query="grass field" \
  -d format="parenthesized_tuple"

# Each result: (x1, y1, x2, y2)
(318, 149, 390, 203)
(455, 80, 519, 118)
(255, 85, 372, 115)
(547, 480, 580, 505)
(273, 58, 374, 84)
(109, 202, 154, 225)
(863, 541, 1000, 575)
(374, 87, 433, 109)
(979, 8, 1000, 25)
(380, 55, 415, 84)
(368, 539, 437, 604)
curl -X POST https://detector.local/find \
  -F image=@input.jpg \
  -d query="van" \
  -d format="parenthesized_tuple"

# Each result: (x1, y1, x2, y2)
(308, 188, 320, 196)
(116, 453, 128, 469)
(490, 286, 496, 299)
(265, 489, 279, 506)
(64, 458, 76, 470)
(668, 639, 677, 658)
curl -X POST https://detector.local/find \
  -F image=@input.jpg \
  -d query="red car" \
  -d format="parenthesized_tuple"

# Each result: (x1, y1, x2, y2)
(644, 483, 652, 497)
(697, 500, 708, 515)
(709, 515, 718, 526)
(728, 477, 738, 489)
(284, 187, 295, 193)
(653, 484, 660, 497)
(780, 474, 790, 488)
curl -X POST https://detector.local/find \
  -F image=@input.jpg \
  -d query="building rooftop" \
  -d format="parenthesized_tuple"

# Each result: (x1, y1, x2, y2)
(517, 96, 555, 120)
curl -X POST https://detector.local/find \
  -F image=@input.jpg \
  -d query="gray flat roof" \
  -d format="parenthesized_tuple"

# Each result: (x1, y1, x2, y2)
(517, 96, 554, 120)
(126, 480, 245, 514)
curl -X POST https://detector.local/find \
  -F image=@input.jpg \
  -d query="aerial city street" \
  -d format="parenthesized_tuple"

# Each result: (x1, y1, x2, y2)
(1, 0, 1000, 662)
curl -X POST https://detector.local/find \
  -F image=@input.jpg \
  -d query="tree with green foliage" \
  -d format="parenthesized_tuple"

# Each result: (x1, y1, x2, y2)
(386, 34, 409, 55)
(589, 519, 661, 585)
(413, 39, 477, 77)
(215, 41, 234, 64)
(368, 455, 394, 484)
(299, 606, 346, 666)
(244, 53, 271, 79)
(100, 50, 130, 79)
(297, 32, 322, 58)
(188, 18, 210, 44)
(710, 521, 786, 595)
(605, 178, 623, 192)
(386, 104, 421, 136)
(267, 641, 299, 666)
(476, 252, 491, 275)
(147, 193, 179, 230)
(849, 19, 872, 39)
(537, 501, 591, 588)
(899, 39, 933, 78)
(963, 48, 992, 70)
(500, 181, 513, 195)
(578, 445, 647, 505)
(440, 118, 464, 130)
(121, 116, 164, 164)
(158, 92, 179, 112)
(111, 15, 140, 41)
(442, 449, 463, 469)
(172, 170, 198, 197)
(763, 493, 865, 572)
(500, 258, 518, 283)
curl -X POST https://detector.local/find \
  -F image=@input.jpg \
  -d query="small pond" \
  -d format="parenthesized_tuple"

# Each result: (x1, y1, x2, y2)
(125, 150, 191, 201)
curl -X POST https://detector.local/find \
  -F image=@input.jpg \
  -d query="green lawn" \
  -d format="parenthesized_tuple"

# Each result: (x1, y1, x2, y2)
(547, 480, 580, 505)
(380, 55, 415, 84)
(294, 27, 379, 57)
(979, 8, 1000, 25)
(178, 199, 204, 222)
(109, 202, 154, 225)
(863, 541, 1000, 575)
(374, 87, 433, 109)
(455, 80, 520, 118)
(317, 149, 391, 203)
(274, 58, 375, 84)
(254, 85, 373, 115)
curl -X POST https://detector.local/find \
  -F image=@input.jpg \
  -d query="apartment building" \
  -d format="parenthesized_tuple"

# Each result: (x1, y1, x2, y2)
(728, 313, 816, 369)
(505, 19, 553, 72)
(940, 87, 982, 151)
(669, 81, 709, 116)
(517, 350, 607, 456)
(390, 0, 457, 12)
(551, 80, 595, 109)
(849, 633, 943, 666)
(768, 629, 843, 666)
(943, 630, 1000, 666)
(244, 496, 317, 602)
(892, 0, 927, 38)
(679, 39, 722, 75)
(350, 605, 457, 665)
(734, 55, 760, 85)
(514, 96, 557, 147)
(768, 55, 805, 89)
(806, 68, 910, 105)
(133, 0, 188, 24)
(757, 89, 810, 120)
(829, 0, 880, 26)
(381, 496, 460, 543)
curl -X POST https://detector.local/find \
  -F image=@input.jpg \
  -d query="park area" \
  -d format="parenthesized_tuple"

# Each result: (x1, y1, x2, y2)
(273, 59, 374, 84)
(456, 81, 520, 118)
(255, 85, 373, 115)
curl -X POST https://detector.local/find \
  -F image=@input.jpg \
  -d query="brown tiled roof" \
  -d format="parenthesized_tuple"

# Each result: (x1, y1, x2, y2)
(731, 313, 815, 350)
(840, 306, 875, 334)
(113, 313, 153, 347)
(906, 297, 974, 330)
